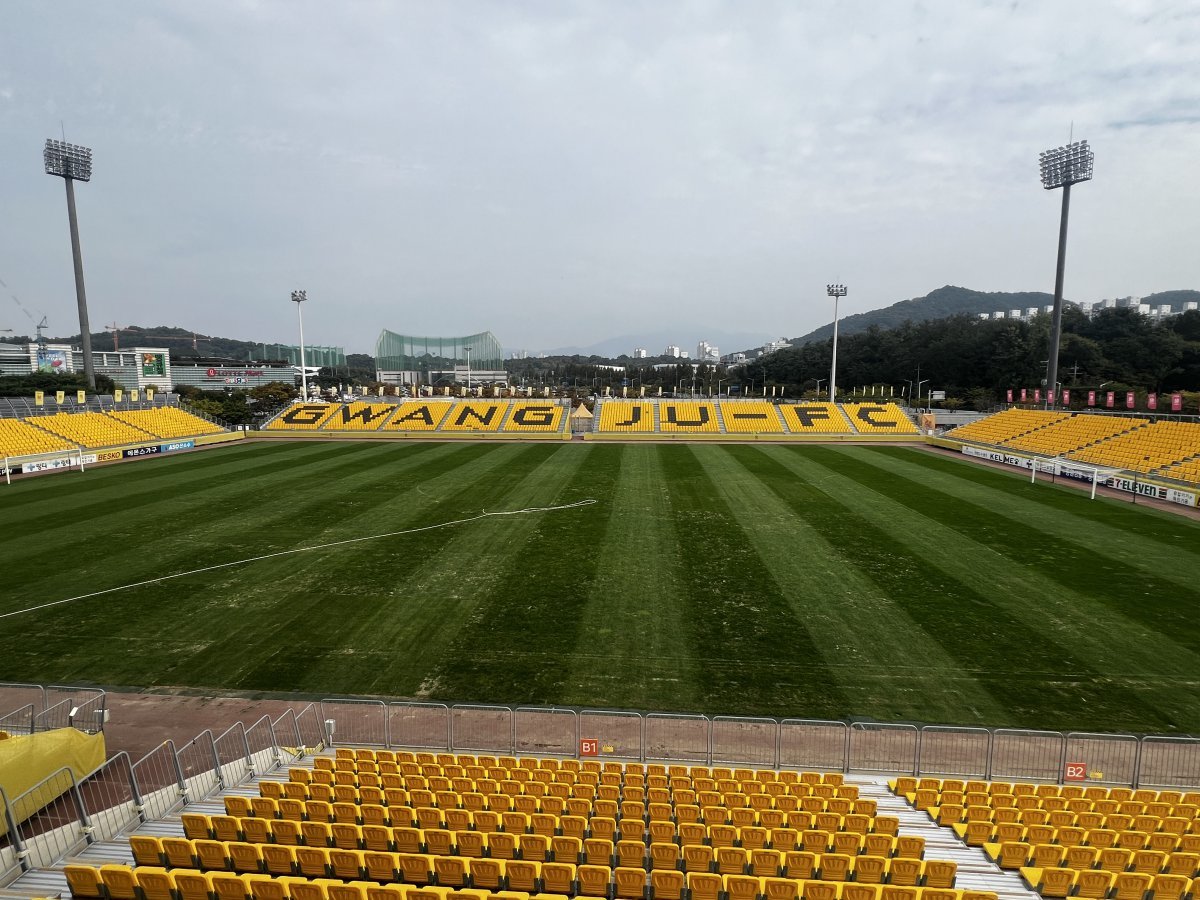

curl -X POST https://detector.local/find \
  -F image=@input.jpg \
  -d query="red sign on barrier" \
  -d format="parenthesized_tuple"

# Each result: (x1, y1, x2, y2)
(1173, 393, 1183, 412)
(1006, 389, 1013, 403)
(1020, 388, 1027, 402)
(1087, 390, 1096, 407)
(1062, 389, 1070, 405)
(1065, 762, 1087, 781)
(580, 738, 599, 757)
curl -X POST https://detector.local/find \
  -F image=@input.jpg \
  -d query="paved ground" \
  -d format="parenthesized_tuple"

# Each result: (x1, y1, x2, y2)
(100, 691, 300, 760)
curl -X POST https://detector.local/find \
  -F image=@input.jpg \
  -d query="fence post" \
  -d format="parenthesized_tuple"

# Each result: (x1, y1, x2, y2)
(241, 721, 255, 778)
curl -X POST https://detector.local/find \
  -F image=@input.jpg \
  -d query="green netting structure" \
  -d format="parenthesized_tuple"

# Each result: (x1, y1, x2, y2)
(375, 330, 503, 374)
(257, 344, 346, 367)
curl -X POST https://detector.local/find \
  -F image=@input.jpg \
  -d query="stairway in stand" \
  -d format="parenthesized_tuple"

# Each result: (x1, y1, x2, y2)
(852, 778, 1039, 900)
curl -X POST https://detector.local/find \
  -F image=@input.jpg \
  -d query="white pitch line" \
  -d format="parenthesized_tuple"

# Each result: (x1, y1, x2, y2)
(0, 499, 597, 621)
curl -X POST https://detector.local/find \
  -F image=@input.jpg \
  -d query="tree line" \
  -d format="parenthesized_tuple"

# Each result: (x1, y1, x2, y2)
(741, 307, 1200, 409)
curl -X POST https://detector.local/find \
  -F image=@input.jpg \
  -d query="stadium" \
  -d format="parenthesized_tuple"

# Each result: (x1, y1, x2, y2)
(4, 6, 1200, 900)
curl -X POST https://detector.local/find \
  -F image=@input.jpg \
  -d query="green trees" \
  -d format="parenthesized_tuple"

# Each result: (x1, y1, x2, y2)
(752, 308, 1200, 406)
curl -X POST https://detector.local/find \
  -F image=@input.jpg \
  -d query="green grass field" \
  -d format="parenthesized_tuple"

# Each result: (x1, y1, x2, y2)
(3, 440, 1199, 735)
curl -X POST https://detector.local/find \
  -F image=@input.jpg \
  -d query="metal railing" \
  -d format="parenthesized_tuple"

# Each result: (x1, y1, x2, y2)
(6, 686, 1199, 880)
(312, 700, 1200, 789)
(2, 698, 316, 879)
(0, 684, 106, 735)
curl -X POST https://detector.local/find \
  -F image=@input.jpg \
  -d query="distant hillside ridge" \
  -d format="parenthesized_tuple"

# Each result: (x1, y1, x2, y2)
(790, 286, 1053, 347)
(786, 285, 1200, 349)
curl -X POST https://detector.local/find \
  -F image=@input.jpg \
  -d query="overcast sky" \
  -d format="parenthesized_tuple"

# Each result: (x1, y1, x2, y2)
(1, 1, 1197, 356)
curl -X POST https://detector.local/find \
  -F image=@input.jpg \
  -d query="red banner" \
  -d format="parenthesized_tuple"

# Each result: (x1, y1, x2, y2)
(1034, 389, 1041, 403)
(1047, 389, 1055, 404)
(1020, 388, 1027, 402)
(1172, 393, 1183, 412)
(1006, 389, 1013, 403)
(1148, 393, 1157, 410)
(1062, 389, 1071, 405)
(1087, 390, 1096, 406)
(1106, 392, 1115, 408)
(1126, 391, 1136, 409)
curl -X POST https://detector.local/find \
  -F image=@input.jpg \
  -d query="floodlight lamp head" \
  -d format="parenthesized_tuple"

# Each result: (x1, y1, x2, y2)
(44, 139, 93, 181)
(826, 283, 848, 298)
(291, 290, 306, 304)
(1039, 140, 1093, 189)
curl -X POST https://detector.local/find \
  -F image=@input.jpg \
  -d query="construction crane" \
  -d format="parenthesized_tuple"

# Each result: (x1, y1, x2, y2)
(105, 324, 205, 351)
(3, 278, 49, 349)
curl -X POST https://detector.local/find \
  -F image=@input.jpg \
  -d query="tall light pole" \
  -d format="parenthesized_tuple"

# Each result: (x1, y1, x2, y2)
(44, 139, 96, 389)
(827, 284, 847, 403)
(1039, 140, 1093, 409)
(291, 290, 308, 399)
(463, 344, 472, 392)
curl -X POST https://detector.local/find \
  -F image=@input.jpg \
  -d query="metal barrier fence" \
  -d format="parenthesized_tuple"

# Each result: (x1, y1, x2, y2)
(4, 701, 309, 878)
(214, 723, 253, 788)
(131, 741, 186, 821)
(293, 704, 329, 751)
(389, 702, 450, 751)
(0, 683, 46, 720)
(319, 699, 1200, 789)
(0, 703, 35, 737)
(321, 699, 387, 747)
(451, 705, 512, 753)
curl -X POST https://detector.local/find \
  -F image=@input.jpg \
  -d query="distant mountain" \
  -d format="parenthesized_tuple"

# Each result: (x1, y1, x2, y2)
(543, 330, 775, 359)
(788, 286, 1054, 347)
(782, 285, 1200, 350)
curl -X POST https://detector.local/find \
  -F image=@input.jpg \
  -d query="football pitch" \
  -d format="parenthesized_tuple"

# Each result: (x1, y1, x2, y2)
(2, 440, 1199, 735)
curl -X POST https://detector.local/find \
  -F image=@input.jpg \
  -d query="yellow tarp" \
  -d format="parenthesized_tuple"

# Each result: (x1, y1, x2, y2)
(0, 727, 106, 837)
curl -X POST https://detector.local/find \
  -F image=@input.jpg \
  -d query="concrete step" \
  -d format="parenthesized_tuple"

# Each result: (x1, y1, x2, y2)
(853, 778, 1039, 900)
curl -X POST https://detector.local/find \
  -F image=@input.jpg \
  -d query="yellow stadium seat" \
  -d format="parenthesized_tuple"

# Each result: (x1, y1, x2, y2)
(720, 401, 785, 434)
(780, 403, 854, 434)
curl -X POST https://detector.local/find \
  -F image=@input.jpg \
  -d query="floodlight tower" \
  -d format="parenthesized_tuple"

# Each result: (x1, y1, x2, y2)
(44, 139, 96, 389)
(291, 290, 308, 399)
(826, 283, 847, 403)
(1039, 140, 1094, 408)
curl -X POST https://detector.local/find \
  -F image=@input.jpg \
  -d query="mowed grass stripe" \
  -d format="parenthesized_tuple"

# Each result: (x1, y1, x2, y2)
(762, 445, 1200, 732)
(430, 444, 622, 704)
(3, 441, 390, 535)
(0, 441, 472, 611)
(705, 445, 1007, 724)
(750, 445, 1161, 732)
(564, 445, 705, 712)
(915, 447, 1200, 557)
(177, 443, 572, 695)
(0, 443, 538, 688)
(823, 447, 1200, 644)
(878, 448, 1200, 587)
(653, 445, 850, 716)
